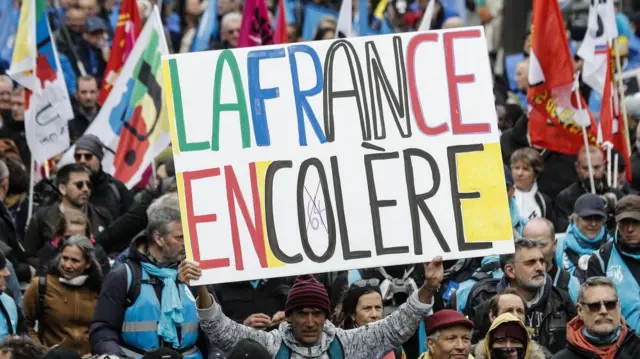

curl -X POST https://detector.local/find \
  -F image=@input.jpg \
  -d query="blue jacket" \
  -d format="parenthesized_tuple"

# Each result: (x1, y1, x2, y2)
(89, 234, 219, 357)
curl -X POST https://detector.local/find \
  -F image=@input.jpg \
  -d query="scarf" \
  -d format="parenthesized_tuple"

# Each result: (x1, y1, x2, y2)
(514, 181, 542, 220)
(140, 262, 184, 348)
(59, 275, 89, 287)
(510, 196, 526, 236)
(566, 223, 606, 255)
(616, 234, 640, 260)
(582, 325, 622, 346)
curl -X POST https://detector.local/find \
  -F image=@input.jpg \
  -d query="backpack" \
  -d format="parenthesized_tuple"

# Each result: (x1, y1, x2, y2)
(124, 260, 149, 306)
(275, 337, 344, 359)
(463, 276, 499, 319)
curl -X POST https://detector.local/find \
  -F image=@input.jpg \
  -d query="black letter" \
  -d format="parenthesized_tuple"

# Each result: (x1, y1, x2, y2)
(331, 156, 371, 260)
(323, 40, 372, 142)
(403, 148, 450, 254)
(447, 145, 493, 251)
(265, 160, 303, 263)
(364, 151, 409, 255)
(297, 158, 337, 263)
(365, 37, 411, 140)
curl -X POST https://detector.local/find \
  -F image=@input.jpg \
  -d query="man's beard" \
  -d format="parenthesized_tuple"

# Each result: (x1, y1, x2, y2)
(582, 176, 605, 192)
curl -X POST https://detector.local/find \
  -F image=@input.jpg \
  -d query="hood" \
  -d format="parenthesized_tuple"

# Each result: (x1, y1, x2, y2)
(482, 313, 531, 359)
(566, 316, 628, 357)
(278, 320, 337, 358)
(474, 339, 547, 359)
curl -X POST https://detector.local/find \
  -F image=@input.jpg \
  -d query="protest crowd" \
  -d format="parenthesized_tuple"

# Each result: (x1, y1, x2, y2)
(4, 0, 640, 359)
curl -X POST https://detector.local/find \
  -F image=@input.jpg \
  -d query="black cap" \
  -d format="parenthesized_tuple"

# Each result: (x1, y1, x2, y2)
(86, 16, 108, 33)
(574, 193, 607, 219)
(42, 348, 82, 359)
(228, 339, 271, 359)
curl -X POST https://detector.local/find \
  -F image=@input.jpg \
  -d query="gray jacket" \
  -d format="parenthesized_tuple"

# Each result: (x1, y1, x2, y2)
(198, 291, 433, 359)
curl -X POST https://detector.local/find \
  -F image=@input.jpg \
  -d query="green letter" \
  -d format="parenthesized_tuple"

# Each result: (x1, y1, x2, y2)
(212, 50, 251, 151)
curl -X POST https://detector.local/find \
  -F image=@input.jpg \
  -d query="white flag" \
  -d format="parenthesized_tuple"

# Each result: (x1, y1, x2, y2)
(60, 7, 170, 188)
(7, 0, 73, 163)
(418, 0, 436, 31)
(578, 0, 617, 94)
(336, 0, 353, 38)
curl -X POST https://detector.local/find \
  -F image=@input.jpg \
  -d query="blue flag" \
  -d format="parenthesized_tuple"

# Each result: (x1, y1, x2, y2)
(191, 0, 219, 52)
(0, 1, 18, 64)
(359, 0, 368, 36)
(302, 4, 338, 41)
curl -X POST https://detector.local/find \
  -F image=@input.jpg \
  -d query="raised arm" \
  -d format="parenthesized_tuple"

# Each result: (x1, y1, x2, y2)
(339, 257, 444, 358)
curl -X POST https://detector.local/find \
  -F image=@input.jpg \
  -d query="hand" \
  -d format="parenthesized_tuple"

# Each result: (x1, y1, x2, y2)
(243, 313, 272, 329)
(271, 311, 286, 326)
(423, 256, 444, 288)
(178, 260, 202, 284)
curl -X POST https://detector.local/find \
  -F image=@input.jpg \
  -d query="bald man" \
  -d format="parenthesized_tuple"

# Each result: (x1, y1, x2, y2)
(522, 217, 580, 303)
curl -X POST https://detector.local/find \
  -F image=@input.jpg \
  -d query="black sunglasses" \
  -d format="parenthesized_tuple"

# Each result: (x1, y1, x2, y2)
(580, 300, 618, 313)
(353, 278, 380, 287)
(74, 153, 94, 161)
(72, 180, 92, 190)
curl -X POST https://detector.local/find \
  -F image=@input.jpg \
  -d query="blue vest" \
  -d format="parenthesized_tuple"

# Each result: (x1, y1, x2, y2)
(121, 264, 202, 359)
(0, 293, 17, 337)
(603, 247, 640, 333)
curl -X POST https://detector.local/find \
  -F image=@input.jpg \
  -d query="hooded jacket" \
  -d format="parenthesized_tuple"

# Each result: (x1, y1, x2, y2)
(473, 313, 540, 359)
(473, 314, 549, 359)
(552, 317, 640, 359)
(198, 287, 434, 359)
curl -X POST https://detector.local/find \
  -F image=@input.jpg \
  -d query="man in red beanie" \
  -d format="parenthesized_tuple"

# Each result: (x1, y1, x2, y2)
(419, 309, 474, 359)
(180, 257, 444, 358)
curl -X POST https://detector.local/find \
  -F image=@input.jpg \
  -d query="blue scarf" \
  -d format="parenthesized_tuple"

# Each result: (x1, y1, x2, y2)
(581, 325, 621, 346)
(510, 197, 526, 236)
(140, 262, 184, 348)
(566, 223, 605, 256)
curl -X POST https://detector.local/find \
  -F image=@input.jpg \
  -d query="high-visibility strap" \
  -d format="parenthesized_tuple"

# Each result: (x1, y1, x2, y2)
(122, 321, 158, 333)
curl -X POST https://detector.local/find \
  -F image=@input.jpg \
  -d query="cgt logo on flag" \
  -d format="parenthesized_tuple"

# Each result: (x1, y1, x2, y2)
(107, 28, 167, 185)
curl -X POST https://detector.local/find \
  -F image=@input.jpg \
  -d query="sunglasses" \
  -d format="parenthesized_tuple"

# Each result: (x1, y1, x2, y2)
(74, 153, 94, 161)
(73, 180, 92, 190)
(580, 300, 618, 313)
(353, 278, 380, 287)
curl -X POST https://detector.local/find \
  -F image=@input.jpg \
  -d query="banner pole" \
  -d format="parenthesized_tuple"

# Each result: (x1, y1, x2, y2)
(574, 75, 596, 194)
(614, 39, 632, 160)
(607, 145, 612, 187)
(614, 153, 619, 189)
(27, 159, 36, 222)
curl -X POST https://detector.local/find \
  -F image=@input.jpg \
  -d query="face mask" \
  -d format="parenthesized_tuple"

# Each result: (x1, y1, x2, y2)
(491, 347, 526, 359)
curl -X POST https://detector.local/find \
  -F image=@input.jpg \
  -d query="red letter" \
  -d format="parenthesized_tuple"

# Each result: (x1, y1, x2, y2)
(407, 33, 448, 135)
(443, 29, 490, 134)
(183, 168, 230, 270)
(225, 163, 268, 270)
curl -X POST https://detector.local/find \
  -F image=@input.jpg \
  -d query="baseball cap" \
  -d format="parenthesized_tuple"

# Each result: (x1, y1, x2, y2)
(425, 309, 474, 336)
(86, 16, 108, 33)
(574, 193, 607, 219)
(616, 195, 640, 222)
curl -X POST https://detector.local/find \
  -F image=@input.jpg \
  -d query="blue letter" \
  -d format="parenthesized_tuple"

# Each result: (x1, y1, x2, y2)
(247, 48, 286, 146)
(287, 45, 326, 146)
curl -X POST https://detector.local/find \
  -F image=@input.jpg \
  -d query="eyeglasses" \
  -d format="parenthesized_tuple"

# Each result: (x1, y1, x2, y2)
(74, 153, 94, 161)
(580, 300, 618, 313)
(73, 180, 92, 190)
(352, 278, 380, 287)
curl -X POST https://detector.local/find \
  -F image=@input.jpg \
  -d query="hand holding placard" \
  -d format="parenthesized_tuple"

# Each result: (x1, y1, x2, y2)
(419, 256, 444, 304)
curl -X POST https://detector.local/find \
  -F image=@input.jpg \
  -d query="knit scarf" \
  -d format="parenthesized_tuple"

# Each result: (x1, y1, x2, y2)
(582, 325, 622, 346)
(140, 262, 184, 348)
(59, 275, 88, 287)
(562, 223, 606, 272)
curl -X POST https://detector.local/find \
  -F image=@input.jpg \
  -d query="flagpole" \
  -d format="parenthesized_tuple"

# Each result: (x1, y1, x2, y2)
(606, 145, 612, 187)
(614, 38, 633, 162)
(575, 75, 596, 194)
(614, 153, 619, 189)
(27, 159, 36, 222)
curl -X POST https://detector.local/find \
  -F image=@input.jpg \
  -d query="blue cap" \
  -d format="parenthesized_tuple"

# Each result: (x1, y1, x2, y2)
(574, 193, 606, 219)
(86, 16, 108, 33)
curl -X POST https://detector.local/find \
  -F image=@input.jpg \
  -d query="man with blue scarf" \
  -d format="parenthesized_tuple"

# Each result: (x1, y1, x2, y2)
(556, 194, 610, 283)
(89, 193, 204, 359)
(587, 195, 640, 335)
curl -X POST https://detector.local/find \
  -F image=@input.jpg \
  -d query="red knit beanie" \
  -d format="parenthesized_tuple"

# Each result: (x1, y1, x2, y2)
(285, 275, 330, 317)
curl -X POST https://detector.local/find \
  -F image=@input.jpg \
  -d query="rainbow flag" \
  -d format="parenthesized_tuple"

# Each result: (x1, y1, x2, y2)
(60, 6, 170, 188)
(7, 0, 73, 162)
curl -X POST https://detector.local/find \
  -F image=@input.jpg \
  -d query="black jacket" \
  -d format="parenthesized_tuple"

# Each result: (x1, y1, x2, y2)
(89, 234, 221, 357)
(23, 202, 112, 266)
(213, 278, 291, 324)
(554, 182, 623, 232)
(551, 328, 640, 359)
(90, 171, 134, 222)
(0, 201, 32, 282)
(69, 103, 100, 143)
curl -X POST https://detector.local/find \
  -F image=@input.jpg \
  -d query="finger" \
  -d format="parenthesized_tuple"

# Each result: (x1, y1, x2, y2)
(254, 313, 272, 320)
(253, 318, 272, 327)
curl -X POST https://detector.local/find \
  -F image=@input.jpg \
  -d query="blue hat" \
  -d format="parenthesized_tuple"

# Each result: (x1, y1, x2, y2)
(574, 193, 606, 219)
(86, 16, 108, 33)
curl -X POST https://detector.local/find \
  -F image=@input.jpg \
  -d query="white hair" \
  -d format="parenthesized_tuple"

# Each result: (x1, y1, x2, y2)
(221, 12, 242, 29)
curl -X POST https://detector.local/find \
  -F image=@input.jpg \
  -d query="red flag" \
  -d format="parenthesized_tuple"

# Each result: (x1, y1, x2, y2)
(527, 0, 598, 155)
(600, 46, 632, 181)
(274, 0, 288, 44)
(98, 0, 141, 105)
(238, 0, 274, 47)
